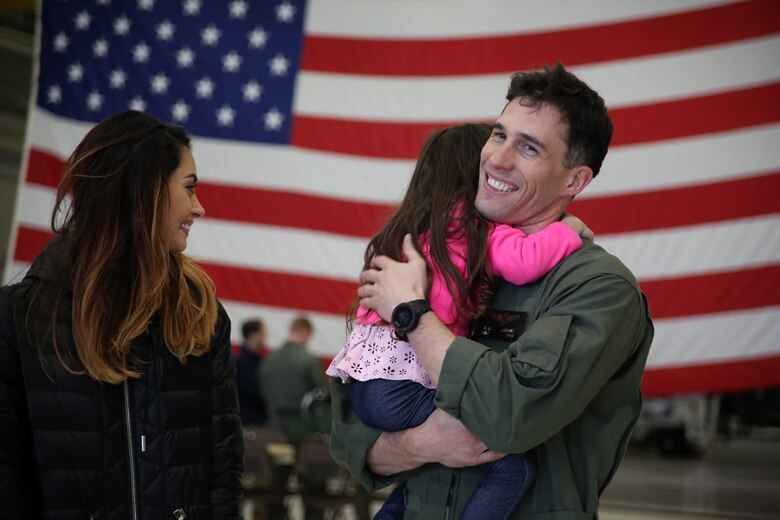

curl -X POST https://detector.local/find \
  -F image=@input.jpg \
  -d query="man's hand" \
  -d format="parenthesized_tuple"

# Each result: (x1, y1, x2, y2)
(358, 234, 428, 321)
(412, 409, 505, 468)
(368, 409, 505, 475)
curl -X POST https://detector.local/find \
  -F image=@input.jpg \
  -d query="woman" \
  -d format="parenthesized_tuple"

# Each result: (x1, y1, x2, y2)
(0, 110, 243, 519)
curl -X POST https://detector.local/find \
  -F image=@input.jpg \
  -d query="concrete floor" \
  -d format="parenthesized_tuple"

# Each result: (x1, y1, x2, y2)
(246, 432, 780, 519)
(599, 508, 749, 520)
(601, 434, 780, 519)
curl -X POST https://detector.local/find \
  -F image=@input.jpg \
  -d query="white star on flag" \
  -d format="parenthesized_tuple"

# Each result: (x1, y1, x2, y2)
(53, 32, 68, 52)
(171, 100, 191, 122)
(176, 47, 195, 68)
(113, 16, 131, 36)
(46, 85, 61, 103)
(183, 0, 201, 16)
(129, 96, 146, 111)
(86, 90, 103, 111)
(248, 27, 268, 49)
(195, 76, 215, 99)
(109, 69, 127, 89)
(229, 1, 249, 19)
(156, 21, 175, 41)
(276, 2, 296, 23)
(268, 53, 289, 76)
(263, 107, 284, 130)
(201, 25, 220, 46)
(222, 51, 242, 73)
(67, 63, 83, 82)
(92, 38, 109, 58)
(132, 42, 150, 63)
(74, 11, 90, 31)
(242, 80, 262, 102)
(150, 73, 170, 94)
(216, 104, 236, 126)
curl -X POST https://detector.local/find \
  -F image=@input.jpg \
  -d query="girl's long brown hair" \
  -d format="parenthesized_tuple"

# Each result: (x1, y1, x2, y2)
(33, 110, 217, 383)
(353, 123, 493, 328)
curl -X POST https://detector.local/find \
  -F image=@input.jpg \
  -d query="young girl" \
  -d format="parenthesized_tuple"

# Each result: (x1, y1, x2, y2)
(0, 110, 243, 518)
(327, 123, 592, 519)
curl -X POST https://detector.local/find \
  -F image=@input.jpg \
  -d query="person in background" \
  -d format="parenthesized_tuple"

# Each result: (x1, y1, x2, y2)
(331, 64, 654, 519)
(235, 318, 269, 426)
(261, 316, 327, 441)
(0, 110, 243, 519)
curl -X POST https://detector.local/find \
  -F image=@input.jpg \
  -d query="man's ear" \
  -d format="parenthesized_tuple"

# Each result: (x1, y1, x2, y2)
(564, 165, 593, 197)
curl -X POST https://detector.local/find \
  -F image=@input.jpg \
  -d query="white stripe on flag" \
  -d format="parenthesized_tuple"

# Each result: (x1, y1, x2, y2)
(305, 0, 736, 38)
(648, 306, 780, 367)
(294, 35, 780, 121)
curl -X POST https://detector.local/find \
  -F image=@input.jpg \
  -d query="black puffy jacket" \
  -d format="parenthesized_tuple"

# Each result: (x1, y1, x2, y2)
(0, 240, 244, 519)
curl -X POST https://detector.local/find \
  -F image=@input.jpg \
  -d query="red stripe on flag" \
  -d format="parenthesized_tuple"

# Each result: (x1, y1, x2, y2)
(316, 355, 780, 396)
(196, 184, 395, 239)
(291, 83, 780, 158)
(569, 171, 780, 234)
(205, 262, 779, 318)
(200, 261, 357, 316)
(13, 226, 52, 263)
(641, 355, 780, 397)
(24, 150, 780, 237)
(611, 82, 780, 146)
(291, 119, 452, 160)
(26, 147, 65, 186)
(641, 265, 780, 320)
(197, 171, 780, 237)
(301, 0, 780, 76)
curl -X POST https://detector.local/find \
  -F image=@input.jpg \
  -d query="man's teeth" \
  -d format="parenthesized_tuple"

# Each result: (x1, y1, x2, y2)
(487, 176, 516, 192)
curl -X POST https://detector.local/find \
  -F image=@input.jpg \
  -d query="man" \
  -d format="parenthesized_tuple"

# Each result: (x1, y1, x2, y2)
(234, 318, 269, 426)
(261, 316, 327, 441)
(330, 64, 654, 519)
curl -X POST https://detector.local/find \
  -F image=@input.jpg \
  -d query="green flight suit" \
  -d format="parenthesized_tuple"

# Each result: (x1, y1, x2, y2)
(330, 241, 654, 519)
(261, 341, 327, 440)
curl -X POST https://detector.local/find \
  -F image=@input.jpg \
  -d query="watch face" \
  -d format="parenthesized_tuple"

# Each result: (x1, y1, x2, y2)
(394, 305, 414, 329)
(392, 299, 431, 337)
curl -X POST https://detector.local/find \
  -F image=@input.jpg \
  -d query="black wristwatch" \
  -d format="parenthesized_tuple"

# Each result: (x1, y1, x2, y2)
(391, 299, 432, 341)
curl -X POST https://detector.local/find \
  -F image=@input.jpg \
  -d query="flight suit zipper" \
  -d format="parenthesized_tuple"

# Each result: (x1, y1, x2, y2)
(123, 380, 140, 520)
(444, 468, 460, 519)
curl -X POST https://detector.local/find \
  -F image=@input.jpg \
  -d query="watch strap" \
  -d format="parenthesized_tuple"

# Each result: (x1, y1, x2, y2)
(391, 299, 432, 341)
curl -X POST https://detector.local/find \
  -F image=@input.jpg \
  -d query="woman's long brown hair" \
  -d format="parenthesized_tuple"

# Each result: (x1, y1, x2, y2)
(35, 110, 217, 383)
(353, 123, 493, 328)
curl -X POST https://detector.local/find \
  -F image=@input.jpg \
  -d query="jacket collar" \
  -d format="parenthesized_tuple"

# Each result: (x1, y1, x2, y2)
(25, 233, 73, 290)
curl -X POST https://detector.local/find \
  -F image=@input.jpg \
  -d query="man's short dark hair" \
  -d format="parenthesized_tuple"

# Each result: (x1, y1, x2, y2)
(506, 63, 613, 177)
(290, 316, 313, 334)
(241, 319, 263, 341)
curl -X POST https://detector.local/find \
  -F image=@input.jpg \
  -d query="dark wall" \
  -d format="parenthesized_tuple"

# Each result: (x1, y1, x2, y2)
(0, 8, 34, 277)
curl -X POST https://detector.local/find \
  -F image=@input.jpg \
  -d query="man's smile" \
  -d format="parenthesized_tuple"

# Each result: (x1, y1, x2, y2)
(485, 173, 518, 193)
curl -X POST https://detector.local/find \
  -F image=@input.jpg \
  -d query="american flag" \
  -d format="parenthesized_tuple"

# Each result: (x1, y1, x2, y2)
(5, 0, 780, 397)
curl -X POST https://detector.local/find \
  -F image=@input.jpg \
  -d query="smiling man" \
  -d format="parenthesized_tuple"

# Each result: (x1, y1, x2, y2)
(477, 101, 596, 234)
(330, 64, 654, 519)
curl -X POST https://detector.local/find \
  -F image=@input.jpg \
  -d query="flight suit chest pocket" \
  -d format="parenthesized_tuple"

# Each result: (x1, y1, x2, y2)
(514, 314, 572, 373)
